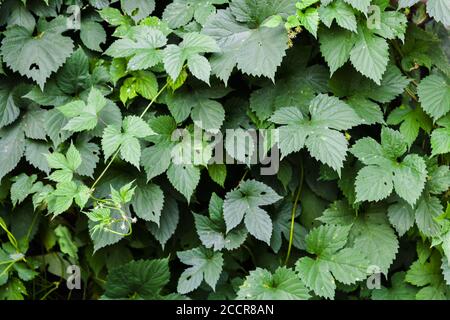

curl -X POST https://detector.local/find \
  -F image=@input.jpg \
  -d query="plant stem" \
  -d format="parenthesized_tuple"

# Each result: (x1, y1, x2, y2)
(238, 169, 249, 186)
(40, 282, 60, 300)
(284, 159, 304, 266)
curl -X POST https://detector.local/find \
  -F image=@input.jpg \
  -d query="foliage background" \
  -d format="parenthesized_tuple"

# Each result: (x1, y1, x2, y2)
(0, 0, 449, 300)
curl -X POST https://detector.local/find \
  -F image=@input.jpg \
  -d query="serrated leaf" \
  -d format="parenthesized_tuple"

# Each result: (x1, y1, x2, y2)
(1, 20, 74, 89)
(388, 201, 415, 236)
(0, 80, 21, 129)
(271, 94, 361, 174)
(295, 224, 369, 299)
(417, 74, 450, 121)
(319, 1, 357, 32)
(350, 24, 389, 85)
(392, 154, 427, 206)
(319, 27, 355, 74)
(104, 258, 169, 299)
(223, 180, 281, 244)
(237, 267, 310, 300)
(203, 9, 289, 83)
(10, 173, 37, 206)
(426, 0, 450, 27)
(163, 32, 219, 83)
(167, 164, 200, 202)
(106, 26, 167, 71)
(141, 141, 174, 181)
(147, 196, 179, 249)
(58, 88, 107, 132)
(132, 183, 164, 224)
(121, 0, 155, 22)
(80, 20, 106, 52)
(352, 128, 427, 205)
(298, 8, 319, 38)
(0, 123, 25, 183)
(177, 246, 223, 294)
(343, 0, 370, 13)
(371, 272, 417, 300)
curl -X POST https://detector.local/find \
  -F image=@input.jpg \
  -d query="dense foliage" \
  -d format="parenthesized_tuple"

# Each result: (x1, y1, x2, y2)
(0, 0, 449, 300)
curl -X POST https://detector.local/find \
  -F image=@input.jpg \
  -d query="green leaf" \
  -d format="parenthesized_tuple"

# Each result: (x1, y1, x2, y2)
(163, 32, 219, 83)
(1, 18, 74, 89)
(295, 225, 369, 299)
(406, 253, 443, 288)
(177, 246, 223, 294)
(162, 1, 195, 28)
(162, 0, 226, 28)
(101, 124, 122, 161)
(166, 88, 227, 132)
(22, 106, 47, 140)
(121, 0, 155, 22)
(237, 267, 310, 300)
(141, 141, 174, 181)
(203, 9, 289, 83)
(295, 257, 336, 299)
(104, 259, 170, 299)
(270, 94, 361, 174)
(319, 201, 399, 275)
(147, 196, 179, 249)
(349, 24, 389, 85)
(167, 164, 200, 202)
(398, 0, 420, 8)
(75, 137, 100, 178)
(207, 164, 227, 187)
(58, 88, 107, 132)
(417, 74, 450, 121)
(427, 161, 450, 194)
(0, 122, 25, 183)
(298, 8, 319, 38)
(371, 272, 417, 300)
(346, 97, 384, 126)
(426, 0, 450, 27)
(387, 105, 433, 146)
(387, 201, 415, 236)
(415, 195, 442, 237)
(351, 128, 427, 205)
(223, 180, 281, 244)
(106, 26, 167, 71)
(0, 80, 21, 128)
(99, 7, 129, 26)
(102, 116, 154, 168)
(319, 27, 355, 75)
(431, 127, 450, 156)
(296, 0, 320, 10)
(375, 11, 408, 42)
(392, 154, 428, 206)
(47, 181, 88, 216)
(10, 173, 38, 206)
(24, 140, 51, 174)
(262, 15, 283, 28)
(55, 47, 91, 95)
(194, 194, 247, 251)
(343, 0, 370, 13)
(45, 143, 82, 183)
(131, 183, 164, 224)
(80, 20, 106, 52)
(0, 278, 27, 300)
(54, 225, 78, 259)
(442, 257, 450, 285)
(88, 209, 128, 251)
(319, 1, 357, 32)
